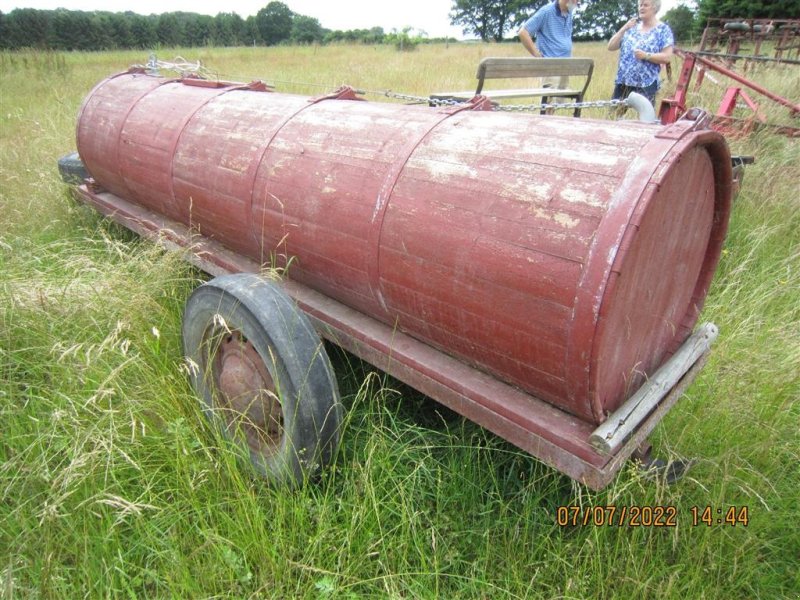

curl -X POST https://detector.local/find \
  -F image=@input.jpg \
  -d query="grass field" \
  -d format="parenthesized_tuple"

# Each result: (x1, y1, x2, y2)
(1, 42, 799, 598)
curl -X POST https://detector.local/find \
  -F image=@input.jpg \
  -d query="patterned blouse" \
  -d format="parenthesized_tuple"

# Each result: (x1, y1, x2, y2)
(614, 22, 675, 87)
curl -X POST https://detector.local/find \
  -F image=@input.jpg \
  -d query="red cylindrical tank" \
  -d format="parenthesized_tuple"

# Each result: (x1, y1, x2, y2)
(76, 71, 732, 424)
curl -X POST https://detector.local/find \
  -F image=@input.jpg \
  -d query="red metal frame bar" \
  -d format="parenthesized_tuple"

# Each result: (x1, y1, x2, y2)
(717, 87, 740, 116)
(693, 50, 800, 66)
(691, 52, 800, 115)
(659, 52, 696, 125)
(720, 88, 763, 120)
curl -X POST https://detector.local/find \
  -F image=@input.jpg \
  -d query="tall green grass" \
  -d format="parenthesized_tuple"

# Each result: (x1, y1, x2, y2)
(1, 44, 798, 598)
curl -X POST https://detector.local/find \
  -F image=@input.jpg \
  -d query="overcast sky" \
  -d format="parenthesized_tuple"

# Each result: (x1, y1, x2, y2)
(0, 0, 684, 39)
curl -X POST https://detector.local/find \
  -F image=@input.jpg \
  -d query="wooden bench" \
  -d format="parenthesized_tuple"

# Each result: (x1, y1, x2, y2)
(430, 57, 594, 117)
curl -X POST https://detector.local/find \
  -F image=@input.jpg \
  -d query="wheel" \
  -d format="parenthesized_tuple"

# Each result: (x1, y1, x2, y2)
(731, 156, 749, 199)
(182, 273, 342, 486)
(57, 151, 89, 184)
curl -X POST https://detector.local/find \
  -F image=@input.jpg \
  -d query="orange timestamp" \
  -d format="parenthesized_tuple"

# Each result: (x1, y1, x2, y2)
(690, 505, 749, 527)
(556, 505, 750, 527)
(556, 505, 678, 527)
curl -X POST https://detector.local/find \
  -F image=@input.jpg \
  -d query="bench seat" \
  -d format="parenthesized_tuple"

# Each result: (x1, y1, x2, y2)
(430, 87, 583, 101)
(430, 57, 594, 116)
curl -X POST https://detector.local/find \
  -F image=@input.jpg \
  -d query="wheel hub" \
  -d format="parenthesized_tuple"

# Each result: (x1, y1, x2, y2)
(212, 332, 283, 455)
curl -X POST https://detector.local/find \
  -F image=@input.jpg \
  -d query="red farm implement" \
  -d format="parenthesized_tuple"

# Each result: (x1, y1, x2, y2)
(659, 48, 800, 138)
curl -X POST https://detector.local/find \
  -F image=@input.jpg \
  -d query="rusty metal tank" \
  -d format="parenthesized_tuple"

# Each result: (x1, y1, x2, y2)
(76, 71, 732, 425)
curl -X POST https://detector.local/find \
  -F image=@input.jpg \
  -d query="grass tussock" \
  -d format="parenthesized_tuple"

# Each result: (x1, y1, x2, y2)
(1, 43, 798, 598)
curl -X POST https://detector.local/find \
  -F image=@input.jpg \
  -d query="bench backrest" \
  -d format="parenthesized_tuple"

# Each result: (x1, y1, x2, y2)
(475, 57, 594, 94)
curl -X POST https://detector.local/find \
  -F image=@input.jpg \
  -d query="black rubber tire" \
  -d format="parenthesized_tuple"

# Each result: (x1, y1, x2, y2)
(57, 151, 89, 184)
(731, 157, 748, 191)
(182, 273, 342, 486)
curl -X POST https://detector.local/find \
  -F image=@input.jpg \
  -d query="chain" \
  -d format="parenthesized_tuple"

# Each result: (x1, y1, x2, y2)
(497, 99, 628, 112)
(383, 91, 462, 105)
(383, 90, 627, 112)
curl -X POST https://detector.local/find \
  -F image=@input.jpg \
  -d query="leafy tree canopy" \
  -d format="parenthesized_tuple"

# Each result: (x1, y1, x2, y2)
(450, 0, 544, 42)
(450, 0, 673, 42)
(256, 1, 293, 46)
(697, 0, 800, 22)
(291, 15, 324, 44)
(663, 4, 697, 42)
(574, 0, 637, 41)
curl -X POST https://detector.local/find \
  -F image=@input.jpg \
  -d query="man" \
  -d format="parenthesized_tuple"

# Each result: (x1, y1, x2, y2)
(519, 0, 578, 59)
(519, 0, 579, 111)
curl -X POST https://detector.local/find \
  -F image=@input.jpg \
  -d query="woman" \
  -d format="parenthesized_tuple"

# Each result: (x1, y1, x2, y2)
(607, 0, 674, 106)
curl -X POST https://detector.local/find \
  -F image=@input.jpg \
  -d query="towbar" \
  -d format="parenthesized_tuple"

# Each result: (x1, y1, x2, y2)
(590, 322, 719, 455)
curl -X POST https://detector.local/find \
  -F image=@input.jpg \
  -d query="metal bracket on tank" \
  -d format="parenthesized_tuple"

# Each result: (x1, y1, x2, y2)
(176, 79, 274, 93)
(243, 80, 273, 92)
(309, 86, 366, 103)
(438, 94, 494, 114)
(656, 108, 712, 140)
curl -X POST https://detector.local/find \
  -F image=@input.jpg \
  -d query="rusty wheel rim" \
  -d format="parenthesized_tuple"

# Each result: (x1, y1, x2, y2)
(207, 328, 283, 458)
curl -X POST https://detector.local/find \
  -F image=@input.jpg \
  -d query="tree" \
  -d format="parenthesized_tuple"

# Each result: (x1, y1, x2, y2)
(256, 1, 293, 46)
(108, 12, 135, 49)
(365, 27, 385, 43)
(88, 13, 116, 50)
(129, 14, 157, 49)
(663, 4, 697, 42)
(449, 0, 645, 42)
(185, 14, 213, 46)
(47, 9, 86, 50)
(243, 15, 260, 45)
(291, 15, 324, 44)
(5, 8, 50, 48)
(385, 26, 427, 51)
(450, 0, 543, 42)
(697, 0, 800, 23)
(214, 12, 244, 46)
(573, 0, 637, 41)
(157, 13, 183, 47)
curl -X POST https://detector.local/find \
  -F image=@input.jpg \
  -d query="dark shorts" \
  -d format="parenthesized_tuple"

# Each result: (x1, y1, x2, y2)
(612, 80, 659, 106)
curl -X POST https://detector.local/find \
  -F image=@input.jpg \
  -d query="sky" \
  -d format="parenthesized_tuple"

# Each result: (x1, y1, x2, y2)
(0, 0, 684, 40)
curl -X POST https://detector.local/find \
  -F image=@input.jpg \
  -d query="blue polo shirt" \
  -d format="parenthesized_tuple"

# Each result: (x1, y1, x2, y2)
(523, 1, 574, 58)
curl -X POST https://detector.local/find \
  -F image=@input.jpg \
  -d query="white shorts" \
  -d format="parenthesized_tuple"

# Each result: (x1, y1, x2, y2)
(541, 75, 570, 103)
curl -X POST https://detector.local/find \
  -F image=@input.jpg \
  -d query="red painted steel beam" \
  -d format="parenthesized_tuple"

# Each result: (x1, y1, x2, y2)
(658, 52, 695, 124)
(681, 50, 800, 116)
(693, 50, 800, 66)
(717, 87, 740, 117)
(736, 89, 766, 124)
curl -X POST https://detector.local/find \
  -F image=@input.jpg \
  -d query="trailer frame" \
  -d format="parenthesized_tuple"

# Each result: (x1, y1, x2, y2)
(70, 180, 714, 490)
